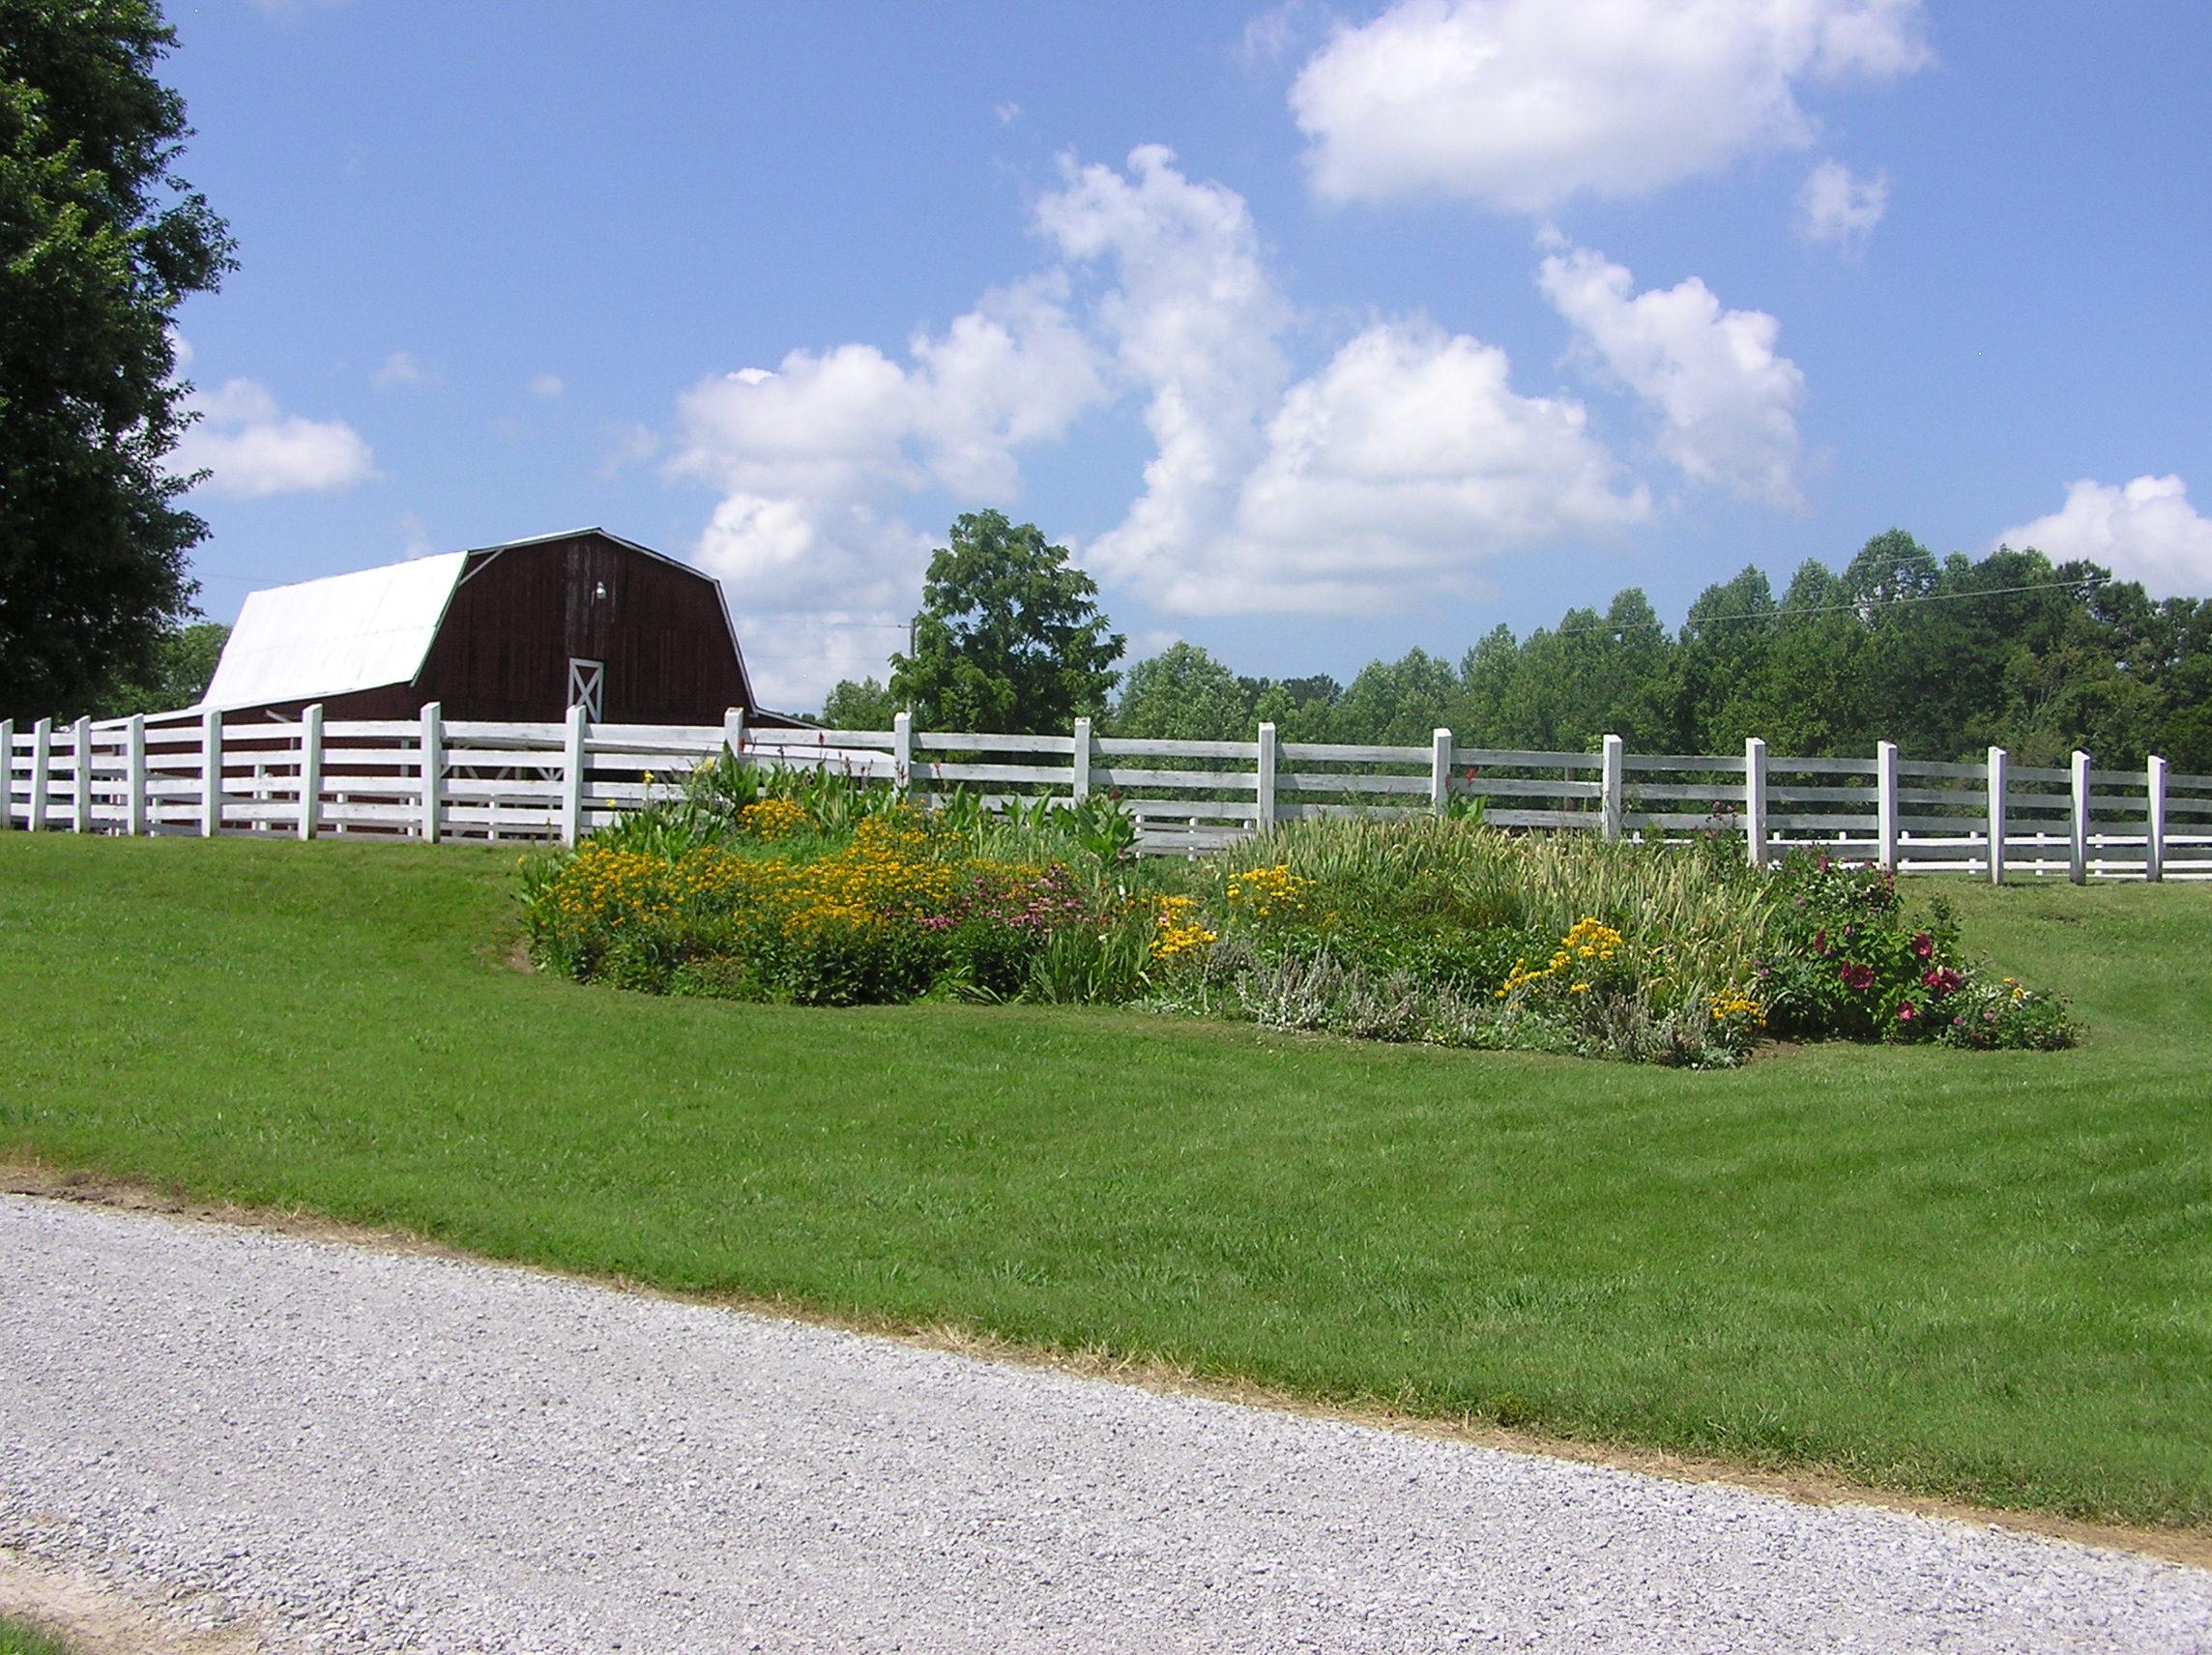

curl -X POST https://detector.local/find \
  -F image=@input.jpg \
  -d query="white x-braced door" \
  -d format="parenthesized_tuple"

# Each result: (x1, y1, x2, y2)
(568, 657, 604, 721)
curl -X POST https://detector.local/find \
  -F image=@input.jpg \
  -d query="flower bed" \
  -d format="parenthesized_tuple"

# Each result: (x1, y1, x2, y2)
(524, 814, 1150, 1005)
(520, 767, 2074, 1063)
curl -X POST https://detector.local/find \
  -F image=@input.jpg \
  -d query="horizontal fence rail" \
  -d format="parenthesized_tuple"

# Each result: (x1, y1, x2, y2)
(4, 706, 2207, 879)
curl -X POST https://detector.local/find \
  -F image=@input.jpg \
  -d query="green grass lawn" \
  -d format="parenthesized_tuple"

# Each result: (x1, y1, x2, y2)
(0, 1615, 75, 1655)
(2, 832, 2206, 1530)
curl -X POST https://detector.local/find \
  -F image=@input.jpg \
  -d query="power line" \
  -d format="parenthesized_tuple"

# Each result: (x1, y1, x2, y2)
(1519, 575, 2105, 644)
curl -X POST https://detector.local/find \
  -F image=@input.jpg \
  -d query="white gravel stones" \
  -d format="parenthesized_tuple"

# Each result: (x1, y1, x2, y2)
(2, 1192, 2207, 1653)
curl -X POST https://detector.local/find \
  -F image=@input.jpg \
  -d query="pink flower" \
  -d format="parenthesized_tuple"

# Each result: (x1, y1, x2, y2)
(1911, 932, 1934, 958)
(1921, 967, 1962, 997)
(1897, 1002, 1916, 1022)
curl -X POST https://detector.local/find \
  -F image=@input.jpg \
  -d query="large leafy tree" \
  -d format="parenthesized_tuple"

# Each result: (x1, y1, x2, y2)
(889, 510, 1123, 734)
(1674, 566, 1779, 749)
(98, 615, 221, 713)
(1, 0, 232, 719)
(1332, 647, 1460, 748)
(816, 674, 896, 731)
(1247, 672, 1341, 743)
(1110, 641, 1251, 741)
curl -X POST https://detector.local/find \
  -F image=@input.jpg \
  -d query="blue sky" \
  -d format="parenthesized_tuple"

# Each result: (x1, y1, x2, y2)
(161, 1, 2212, 710)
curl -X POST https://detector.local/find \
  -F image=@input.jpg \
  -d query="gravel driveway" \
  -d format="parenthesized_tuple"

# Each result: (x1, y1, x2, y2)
(2, 1193, 2207, 1653)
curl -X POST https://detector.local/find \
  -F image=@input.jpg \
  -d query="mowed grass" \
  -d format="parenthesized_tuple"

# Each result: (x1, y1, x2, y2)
(0, 1616, 76, 1655)
(2, 832, 2207, 1530)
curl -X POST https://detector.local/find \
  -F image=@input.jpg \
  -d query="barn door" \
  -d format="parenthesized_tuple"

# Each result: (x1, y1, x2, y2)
(568, 657, 604, 721)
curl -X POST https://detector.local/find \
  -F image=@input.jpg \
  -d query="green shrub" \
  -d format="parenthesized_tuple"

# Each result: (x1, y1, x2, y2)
(1758, 853, 2076, 1051)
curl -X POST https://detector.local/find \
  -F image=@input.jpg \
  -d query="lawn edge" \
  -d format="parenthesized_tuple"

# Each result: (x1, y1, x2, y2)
(9, 1153, 2206, 1575)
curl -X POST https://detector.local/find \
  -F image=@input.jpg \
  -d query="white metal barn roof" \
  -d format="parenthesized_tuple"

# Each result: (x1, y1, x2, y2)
(197, 551, 469, 713)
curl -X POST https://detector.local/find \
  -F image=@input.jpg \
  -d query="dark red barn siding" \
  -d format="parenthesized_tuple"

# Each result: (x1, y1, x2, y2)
(414, 533, 753, 724)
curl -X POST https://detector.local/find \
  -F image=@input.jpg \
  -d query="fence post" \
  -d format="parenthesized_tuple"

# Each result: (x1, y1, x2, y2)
(1875, 740, 1899, 869)
(560, 701, 587, 847)
(1987, 745, 2008, 886)
(891, 711, 913, 799)
(1071, 716, 1092, 803)
(1256, 721, 1278, 835)
(1744, 737, 1767, 867)
(0, 717, 12, 831)
(126, 714, 148, 836)
(29, 718, 51, 831)
(298, 704, 324, 840)
(721, 706, 745, 762)
(72, 716, 91, 832)
(2069, 749, 2092, 885)
(2146, 754, 2168, 883)
(200, 707, 224, 837)
(1430, 728, 1453, 814)
(419, 702, 443, 843)
(1601, 735, 1624, 841)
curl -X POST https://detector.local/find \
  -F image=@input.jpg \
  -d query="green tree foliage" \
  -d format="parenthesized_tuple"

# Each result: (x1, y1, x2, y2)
(98, 615, 222, 714)
(1433, 533, 2205, 764)
(1109, 641, 1251, 740)
(1674, 566, 1778, 749)
(1247, 673, 1341, 743)
(1332, 648, 1459, 748)
(888, 510, 1123, 734)
(816, 675, 896, 731)
(871, 525, 2203, 765)
(0, 0, 234, 719)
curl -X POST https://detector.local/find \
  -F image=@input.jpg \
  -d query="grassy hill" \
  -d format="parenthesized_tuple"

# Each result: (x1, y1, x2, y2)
(2, 832, 2206, 1532)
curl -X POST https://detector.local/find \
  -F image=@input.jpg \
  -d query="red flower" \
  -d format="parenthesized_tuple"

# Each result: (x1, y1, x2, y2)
(1911, 932, 1934, 958)
(1897, 1002, 1917, 1022)
(1921, 967, 1962, 997)
(1839, 962, 1875, 992)
(1812, 928, 1829, 955)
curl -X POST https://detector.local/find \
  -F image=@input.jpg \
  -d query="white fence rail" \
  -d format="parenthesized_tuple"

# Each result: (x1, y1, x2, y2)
(4, 706, 2207, 879)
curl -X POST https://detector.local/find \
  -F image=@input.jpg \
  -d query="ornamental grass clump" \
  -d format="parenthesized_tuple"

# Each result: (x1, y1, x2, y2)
(1137, 819, 1778, 1064)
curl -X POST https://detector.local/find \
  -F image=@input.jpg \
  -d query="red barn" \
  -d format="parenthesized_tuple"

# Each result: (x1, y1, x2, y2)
(200, 528, 797, 726)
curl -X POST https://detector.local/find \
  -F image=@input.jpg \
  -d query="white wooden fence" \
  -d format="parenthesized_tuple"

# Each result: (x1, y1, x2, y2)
(4, 705, 2208, 880)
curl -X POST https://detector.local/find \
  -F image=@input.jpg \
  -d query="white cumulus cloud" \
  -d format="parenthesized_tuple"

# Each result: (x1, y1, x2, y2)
(528, 371, 566, 398)
(670, 274, 1103, 596)
(665, 147, 1689, 697)
(1997, 476, 2212, 598)
(1034, 145, 1293, 599)
(1187, 320, 1650, 614)
(1798, 158, 1888, 253)
(1040, 150, 1644, 612)
(1538, 243, 1806, 508)
(1290, 0, 1933, 211)
(171, 378, 377, 499)
(666, 273, 1107, 705)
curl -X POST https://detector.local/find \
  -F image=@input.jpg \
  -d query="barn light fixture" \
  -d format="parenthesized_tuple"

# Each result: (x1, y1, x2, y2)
(593, 580, 608, 600)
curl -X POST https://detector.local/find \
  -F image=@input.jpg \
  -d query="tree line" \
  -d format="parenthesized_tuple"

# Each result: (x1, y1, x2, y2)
(827, 526, 2212, 769)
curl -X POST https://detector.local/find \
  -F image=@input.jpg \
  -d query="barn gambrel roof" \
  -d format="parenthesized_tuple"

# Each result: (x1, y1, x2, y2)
(197, 528, 757, 715)
(199, 551, 470, 713)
